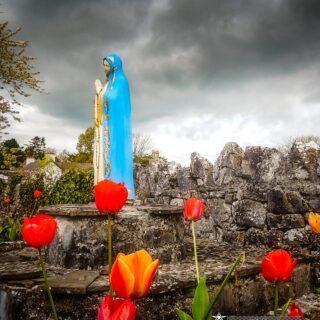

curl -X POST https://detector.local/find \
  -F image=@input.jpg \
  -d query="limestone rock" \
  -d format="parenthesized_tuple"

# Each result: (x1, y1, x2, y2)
(266, 213, 305, 230)
(241, 146, 283, 183)
(190, 152, 214, 186)
(267, 188, 308, 214)
(213, 142, 244, 185)
(283, 228, 310, 246)
(233, 200, 267, 229)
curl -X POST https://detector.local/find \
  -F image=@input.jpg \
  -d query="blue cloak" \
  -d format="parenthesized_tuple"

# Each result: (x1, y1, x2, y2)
(102, 53, 135, 199)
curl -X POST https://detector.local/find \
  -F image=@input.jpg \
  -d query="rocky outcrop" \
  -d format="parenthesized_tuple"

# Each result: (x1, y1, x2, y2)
(135, 140, 320, 248)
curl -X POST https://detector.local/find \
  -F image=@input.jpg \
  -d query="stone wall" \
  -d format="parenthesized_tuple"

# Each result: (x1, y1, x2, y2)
(135, 141, 320, 251)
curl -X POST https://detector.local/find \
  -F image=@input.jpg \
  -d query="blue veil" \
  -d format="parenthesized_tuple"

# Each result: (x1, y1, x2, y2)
(102, 53, 135, 199)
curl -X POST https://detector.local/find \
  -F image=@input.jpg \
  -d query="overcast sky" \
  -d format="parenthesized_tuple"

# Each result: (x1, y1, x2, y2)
(2, 0, 320, 165)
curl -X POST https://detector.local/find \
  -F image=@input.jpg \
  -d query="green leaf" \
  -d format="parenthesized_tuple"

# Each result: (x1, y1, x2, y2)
(192, 277, 210, 320)
(203, 253, 243, 320)
(176, 308, 193, 320)
(8, 227, 16, 241)
(281, 298, 292, 316)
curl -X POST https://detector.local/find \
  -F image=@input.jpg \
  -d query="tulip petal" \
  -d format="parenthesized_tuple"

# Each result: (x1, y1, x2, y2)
(140, 259, 160, 297)
(262, 250, 296, 283)
(110, 256, 135, 298)
(22, 214, 57, 249)
(98, 295, 114, 320)
(184, 198, 205, 221)
(111, 300, 136, 320)
(308, 212, 320, 233)
(121, 249, 152, 295)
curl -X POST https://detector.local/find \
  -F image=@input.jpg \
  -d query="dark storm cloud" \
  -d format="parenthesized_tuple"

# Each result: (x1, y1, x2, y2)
(2, 0, 320, 129)
(2, 0, 152, 125)
(148, 0, 320, 86)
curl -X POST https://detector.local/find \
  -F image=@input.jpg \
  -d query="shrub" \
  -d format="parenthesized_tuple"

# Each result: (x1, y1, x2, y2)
(48, 168, 94, 204)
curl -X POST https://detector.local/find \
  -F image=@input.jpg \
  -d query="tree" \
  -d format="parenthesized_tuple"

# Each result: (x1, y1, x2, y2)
(24, 136, 46, 160)
(278, 135, 320, 154)
(75, 127, 94, 163)
(0, 138, 26, 169)
(133, 133, 153, 159)
(0, 21, 44, 137)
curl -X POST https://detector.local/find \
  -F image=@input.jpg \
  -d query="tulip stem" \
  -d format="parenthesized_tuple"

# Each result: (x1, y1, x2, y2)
(38, 249, 58, 320)
(274, 284, 279, 316)
(108, 213, 113, 295)
(31, 199, 38, 217)
(191, 220, 200, 283)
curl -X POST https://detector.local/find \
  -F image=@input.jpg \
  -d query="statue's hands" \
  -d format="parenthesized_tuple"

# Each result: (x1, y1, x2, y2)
(95, 79, 103, 94)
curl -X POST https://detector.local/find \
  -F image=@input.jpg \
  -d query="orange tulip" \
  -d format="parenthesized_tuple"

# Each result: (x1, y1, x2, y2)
(308, 212, 320, 234)
(183, 197, 205, 221)
(110, 249, 160, 298)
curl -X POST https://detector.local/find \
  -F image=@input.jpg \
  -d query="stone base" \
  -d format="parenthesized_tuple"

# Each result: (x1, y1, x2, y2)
(39, 204, 185, 269)
(0, 240, 318, 319)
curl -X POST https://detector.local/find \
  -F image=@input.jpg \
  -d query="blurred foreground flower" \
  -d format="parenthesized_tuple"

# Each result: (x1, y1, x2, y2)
(288, 303, 304, 318)
(22, 214, 57, 248)
(95, 180, 128, 214)
(110, 249, 159, 298)
(308, 212, 320, 234)
(4, 196, 10, 204)
(262, 250, 297, 283)
(34, 190, 43, 198)
(183, 197, 205, 221)
(98, 294, 136, 320)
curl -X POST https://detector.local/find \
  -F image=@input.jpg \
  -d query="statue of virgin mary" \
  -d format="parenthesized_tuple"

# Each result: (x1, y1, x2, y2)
(93, 53, 135, 199)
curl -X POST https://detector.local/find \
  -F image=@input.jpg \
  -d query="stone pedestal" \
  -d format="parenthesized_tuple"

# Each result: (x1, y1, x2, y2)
(39, 203, 185, 269)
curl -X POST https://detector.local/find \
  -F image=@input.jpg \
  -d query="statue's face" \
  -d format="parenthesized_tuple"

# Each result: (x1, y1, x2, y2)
(103, 59, 111, 76)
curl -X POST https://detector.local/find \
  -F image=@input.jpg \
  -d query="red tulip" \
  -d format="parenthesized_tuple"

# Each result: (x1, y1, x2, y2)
(262, 250, 297, 283)
(288, 303, 304, 318)
(95, 180, 128, 214)
(34, 190, 43, 198)
(4, 197, 10, 204)
(183, 197, 205, 221)
(98, 295, 136, 320)
(22, 214, 57, 249)
(110, 249, 160, 298)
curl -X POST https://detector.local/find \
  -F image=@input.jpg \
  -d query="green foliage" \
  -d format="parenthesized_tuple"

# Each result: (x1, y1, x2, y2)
(192, 277, 210, 320)
(24, 136, 46, 160)
(76, 127, 94, 155)
(0, 21, 44, 136)
(19, 172, 46, 216)
(134, 154, 154, 166)
(0, 138, 25, 169)
(176, 254, 243, 320)
(0, 217, 22, 242)
(176, 309, 193, 320)
(48, 168, 94, 204)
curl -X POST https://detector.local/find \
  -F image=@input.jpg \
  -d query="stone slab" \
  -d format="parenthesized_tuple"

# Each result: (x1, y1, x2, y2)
(48, 270, 99, 294)
(140, 205, 184, 215)
(18, 247, 38, 260)
(87, 275, 109, 293)
(0, 261, 42, 280)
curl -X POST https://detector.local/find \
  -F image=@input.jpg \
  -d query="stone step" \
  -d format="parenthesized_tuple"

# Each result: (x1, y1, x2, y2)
(0, 243, 314, 319)
(295, 293, 320, 317)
